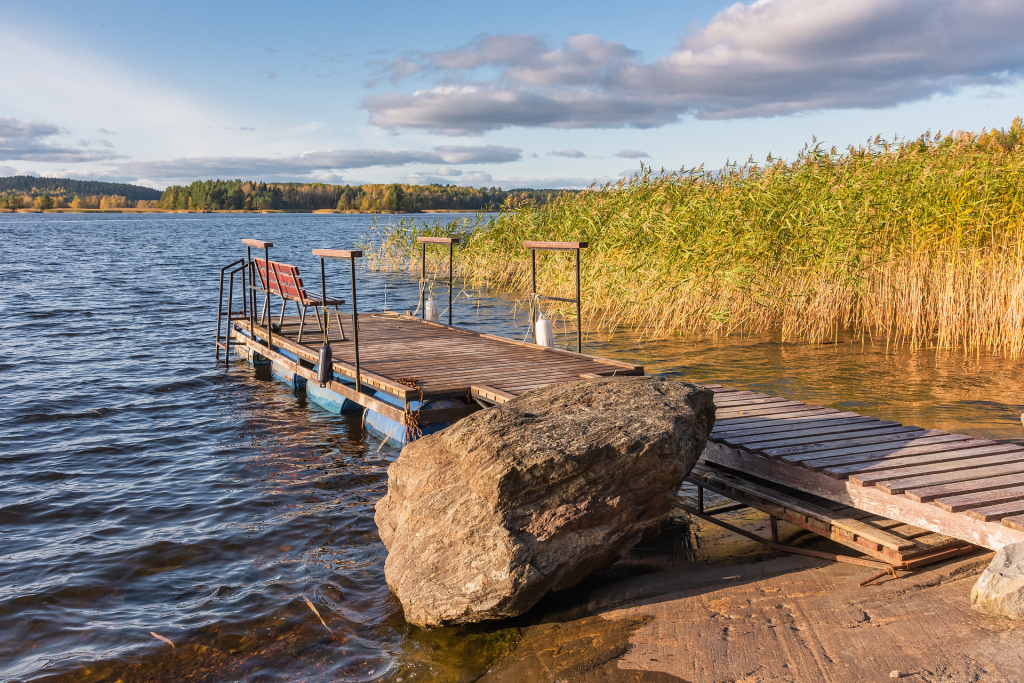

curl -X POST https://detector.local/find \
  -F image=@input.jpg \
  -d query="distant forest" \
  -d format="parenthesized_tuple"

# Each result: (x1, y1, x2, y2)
(0, 175, 573, 213)
(160, 180, 570, 212)
(0, 176, 162, 202)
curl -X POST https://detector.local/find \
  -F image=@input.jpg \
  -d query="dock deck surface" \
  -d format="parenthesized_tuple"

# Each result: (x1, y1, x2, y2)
(703, 385, 1024, 550)
(233, 312, 642, 423)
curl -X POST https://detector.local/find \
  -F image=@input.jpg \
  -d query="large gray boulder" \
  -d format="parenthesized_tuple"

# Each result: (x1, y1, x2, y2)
(972, 542, 1024, 620)
(374, 376, 716, 627)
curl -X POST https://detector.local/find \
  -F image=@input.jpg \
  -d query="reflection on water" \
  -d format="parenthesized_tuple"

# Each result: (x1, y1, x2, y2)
(2, 213, 1022, 682)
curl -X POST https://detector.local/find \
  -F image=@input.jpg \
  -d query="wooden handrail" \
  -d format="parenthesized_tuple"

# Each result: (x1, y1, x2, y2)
(242, 238, 273, 249)
(416, 236, 460, 244)
(312, 248, 363, 259)
(523, 240, 587, 250)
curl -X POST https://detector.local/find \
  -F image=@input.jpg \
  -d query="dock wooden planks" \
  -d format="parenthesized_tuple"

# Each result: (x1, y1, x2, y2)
(703, 385, 1024, 550)
(232, 312, 642, 421)
(687, 463, 972, 565)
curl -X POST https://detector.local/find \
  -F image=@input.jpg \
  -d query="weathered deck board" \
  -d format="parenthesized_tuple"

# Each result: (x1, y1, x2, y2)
(234, 312, 643, 405)
(704, 388, 1024, 550)
(687, 464, 971, 563)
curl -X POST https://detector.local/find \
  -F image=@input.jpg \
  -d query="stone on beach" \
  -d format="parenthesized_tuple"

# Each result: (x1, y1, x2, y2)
(971, 541, 1024, 620)
(373, 376, 716, 627)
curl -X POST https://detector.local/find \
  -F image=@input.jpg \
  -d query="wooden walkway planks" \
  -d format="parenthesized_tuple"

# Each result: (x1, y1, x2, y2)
(687, 463, 971, 564)
(704, 385, 1024, 550)
(233, 311, 643, 408)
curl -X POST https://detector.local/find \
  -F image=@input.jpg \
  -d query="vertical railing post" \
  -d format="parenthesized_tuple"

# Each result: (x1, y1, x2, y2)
(313, 248, 364, 393)
(242, 239, 275, 354)
(216, 269, 226, 360)
(530, 248, 537, 341)
(350, 253, 361, 394)
(247, 246, 255, 336)
(523, 241, 588, 352)
(575, 247, 582, 354)
(415, 237, 460, 326)
(264, 244, 273, 351)
(225, 269, 235, 367)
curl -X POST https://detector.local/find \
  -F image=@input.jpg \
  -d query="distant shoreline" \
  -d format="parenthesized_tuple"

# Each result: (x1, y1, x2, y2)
(0, 208, 489, 215)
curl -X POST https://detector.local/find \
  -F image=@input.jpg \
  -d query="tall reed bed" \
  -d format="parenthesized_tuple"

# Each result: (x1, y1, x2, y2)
(361, 123, 1024, 355)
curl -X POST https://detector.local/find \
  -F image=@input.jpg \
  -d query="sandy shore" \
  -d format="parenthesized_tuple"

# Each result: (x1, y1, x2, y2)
(480, 521, 1023, 682)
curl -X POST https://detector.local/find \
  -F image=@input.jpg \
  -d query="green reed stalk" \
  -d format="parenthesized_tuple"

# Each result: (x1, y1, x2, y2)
(360, 124, 1024, 355)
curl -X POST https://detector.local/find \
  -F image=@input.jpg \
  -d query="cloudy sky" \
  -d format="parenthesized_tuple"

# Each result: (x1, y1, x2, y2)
(2, 0, 1024, 189)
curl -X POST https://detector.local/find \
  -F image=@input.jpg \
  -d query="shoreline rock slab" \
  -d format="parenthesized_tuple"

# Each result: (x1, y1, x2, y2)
(972, 541, 1024, 620)
(374, 376, 715, 627)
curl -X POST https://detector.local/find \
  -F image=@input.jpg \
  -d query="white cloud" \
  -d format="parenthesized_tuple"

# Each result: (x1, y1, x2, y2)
(0, 117, 123, 162)
(0, 34, 237, 160)
(615, 149, 649, 158)
(462, 171, 493, 184)
(435, 166, 463, 176)
(0, 164, 18, 176)
(365, 0, 1024, 133)
(550, 149, 587, 158)
(106, 145, 522, 185)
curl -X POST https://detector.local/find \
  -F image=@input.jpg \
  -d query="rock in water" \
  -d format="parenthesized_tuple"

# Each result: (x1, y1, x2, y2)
(374, 377, 715, 627)
(972, 541, 1024, 619)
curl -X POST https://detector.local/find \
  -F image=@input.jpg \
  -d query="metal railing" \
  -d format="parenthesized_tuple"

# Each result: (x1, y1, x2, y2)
(215, 258, 249, 366)
(312, 248, 364, 393)
(525, 240, 588, 353)
(416, 236, 459, 326)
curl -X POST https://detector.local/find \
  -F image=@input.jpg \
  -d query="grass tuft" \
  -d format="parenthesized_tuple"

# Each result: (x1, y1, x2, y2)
(361, 122, 1024, 355)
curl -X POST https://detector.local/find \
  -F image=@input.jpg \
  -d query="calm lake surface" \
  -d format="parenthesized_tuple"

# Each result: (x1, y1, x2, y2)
(2, 213, 1023, 682)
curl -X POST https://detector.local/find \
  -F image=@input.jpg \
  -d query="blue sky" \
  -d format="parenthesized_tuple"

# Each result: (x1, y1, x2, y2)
(2, 0, 1024, 190)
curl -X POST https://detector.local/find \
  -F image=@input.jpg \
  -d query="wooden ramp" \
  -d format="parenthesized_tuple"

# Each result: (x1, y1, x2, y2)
(687, 463, 973, 568)
(232, 312, 643, 427)
(703, 385, 1024, 550)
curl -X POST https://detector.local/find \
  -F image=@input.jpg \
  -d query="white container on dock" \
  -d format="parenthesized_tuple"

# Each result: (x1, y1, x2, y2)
(424, 296, 440, 323)
(535, 313, 553, 347)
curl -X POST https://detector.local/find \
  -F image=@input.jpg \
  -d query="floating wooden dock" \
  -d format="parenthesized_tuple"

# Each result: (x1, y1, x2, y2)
(231, 312, 644, 428)
(700, 385, 1024, 551)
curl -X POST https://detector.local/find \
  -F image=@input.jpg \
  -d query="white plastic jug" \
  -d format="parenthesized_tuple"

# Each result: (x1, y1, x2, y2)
(424, 296, 440, 323)
(535, 313, 554, 347)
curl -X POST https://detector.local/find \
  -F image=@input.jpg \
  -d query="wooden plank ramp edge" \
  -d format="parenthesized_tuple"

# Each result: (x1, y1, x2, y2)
(690, 464, 916, 551)
(470, 385, 517, 404)
(701, 440, 1024, 550)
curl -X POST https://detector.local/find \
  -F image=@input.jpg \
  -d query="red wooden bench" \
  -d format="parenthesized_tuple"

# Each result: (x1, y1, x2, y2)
(254, 258, 346, 343)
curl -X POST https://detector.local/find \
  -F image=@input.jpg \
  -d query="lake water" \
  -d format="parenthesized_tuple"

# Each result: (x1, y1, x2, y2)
(2, 213, 1023, 682)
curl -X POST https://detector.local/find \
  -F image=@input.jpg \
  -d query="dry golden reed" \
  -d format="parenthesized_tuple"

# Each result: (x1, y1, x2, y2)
(362, 121, 1024, 355)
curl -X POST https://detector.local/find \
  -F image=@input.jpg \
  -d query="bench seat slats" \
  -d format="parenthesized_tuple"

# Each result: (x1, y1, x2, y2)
(254, 258, 345, 307)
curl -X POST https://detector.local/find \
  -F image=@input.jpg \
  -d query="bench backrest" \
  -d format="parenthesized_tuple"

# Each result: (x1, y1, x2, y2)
(254, 258, 309, 303)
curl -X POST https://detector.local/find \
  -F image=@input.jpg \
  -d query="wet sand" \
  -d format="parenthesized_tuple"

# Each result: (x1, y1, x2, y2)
(482, 530, 1023, 682)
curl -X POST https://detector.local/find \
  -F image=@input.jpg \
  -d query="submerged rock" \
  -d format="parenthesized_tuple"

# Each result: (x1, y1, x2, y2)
(374, 376, 716, 627)
(972, 541, 1024, 620)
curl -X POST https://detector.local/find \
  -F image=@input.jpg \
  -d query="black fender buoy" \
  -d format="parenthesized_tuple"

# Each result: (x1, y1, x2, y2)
(317, 344, 332, 386)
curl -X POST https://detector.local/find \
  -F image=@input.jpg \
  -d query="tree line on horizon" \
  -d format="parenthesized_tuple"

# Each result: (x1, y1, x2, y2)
(159, 180, 571, 212)
(0, 193, 147, 210)
(0, 175, 162, 202)
(0, 174, 573, 212)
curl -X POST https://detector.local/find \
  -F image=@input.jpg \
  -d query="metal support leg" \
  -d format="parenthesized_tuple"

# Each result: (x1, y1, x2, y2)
(697, 485, 704, 514)
(259, 293, 270, 326)
(277, 298, 287, 329)
(313, 304, 325, 333)
(333, 305, 347, 341)
(297, 302, 307, 343)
